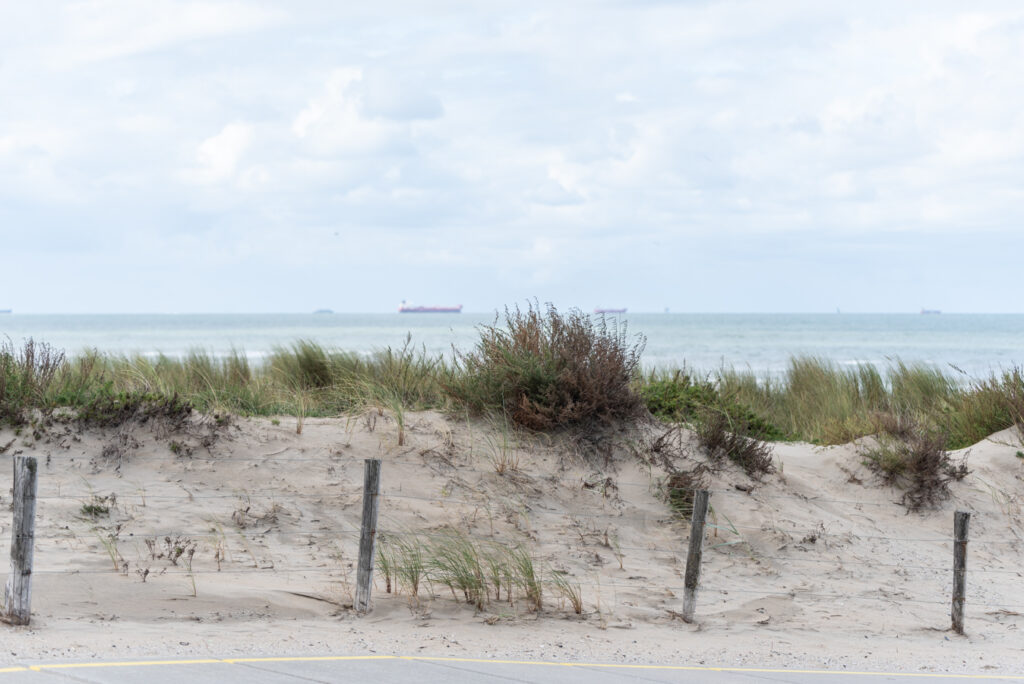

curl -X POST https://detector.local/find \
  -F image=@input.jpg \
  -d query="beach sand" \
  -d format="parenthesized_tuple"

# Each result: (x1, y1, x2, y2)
(0, 411, 1021, 673)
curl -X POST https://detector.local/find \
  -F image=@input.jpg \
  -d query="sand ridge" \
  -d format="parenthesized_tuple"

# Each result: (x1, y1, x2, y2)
(0, 412, 1021, 673)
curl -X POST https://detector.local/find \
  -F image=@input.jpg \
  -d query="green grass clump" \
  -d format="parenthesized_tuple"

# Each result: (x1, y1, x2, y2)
(641, 370, 787, 441)
(0, 338, 65, 423)
(0, 337, 449, 426)
(376, 530, 552, 613)
(712, 358, 1024, 449)
(2, 327, 1023, 455)
(445, 302, 646, 430)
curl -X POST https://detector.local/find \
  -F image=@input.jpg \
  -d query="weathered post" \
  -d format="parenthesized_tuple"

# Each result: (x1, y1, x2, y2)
(354, 458, 382, 614)
(952, 510, 970, 635)
(4, 456, 38, 625)
(682, 489, 710, 623)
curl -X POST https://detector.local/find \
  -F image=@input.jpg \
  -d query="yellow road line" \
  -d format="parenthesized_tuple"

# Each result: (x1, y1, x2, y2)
(10, 655, 1023, 679)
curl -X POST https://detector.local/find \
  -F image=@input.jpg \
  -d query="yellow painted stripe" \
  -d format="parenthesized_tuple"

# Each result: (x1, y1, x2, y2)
(10, 655, 1023, 679)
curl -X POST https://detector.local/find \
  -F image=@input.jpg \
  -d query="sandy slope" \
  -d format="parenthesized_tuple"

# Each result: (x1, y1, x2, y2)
(0, 410, 1021, 673)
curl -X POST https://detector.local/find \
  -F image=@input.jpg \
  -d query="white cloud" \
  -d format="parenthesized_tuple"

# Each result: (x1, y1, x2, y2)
(181, 122, 254, 185)
(6, 1, 1024, 312)
(53, 0, 285, 65)
(292, 68, 416, 157)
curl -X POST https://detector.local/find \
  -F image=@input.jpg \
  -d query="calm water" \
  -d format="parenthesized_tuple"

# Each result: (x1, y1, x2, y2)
(1, 313, 1022, 378)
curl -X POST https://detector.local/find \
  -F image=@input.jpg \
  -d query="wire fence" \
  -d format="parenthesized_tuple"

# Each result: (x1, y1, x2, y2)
(0, 453, 1021, 628)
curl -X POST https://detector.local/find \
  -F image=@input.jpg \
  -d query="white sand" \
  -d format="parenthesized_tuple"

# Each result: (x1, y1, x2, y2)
(0, 411, 1021, 673)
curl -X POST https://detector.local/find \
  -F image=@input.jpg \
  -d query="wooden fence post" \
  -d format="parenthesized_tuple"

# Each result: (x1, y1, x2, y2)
(682, 489, 710, 623)
(952, 510, 970, 635)
(4, 456, 38, 626)
(354, 459, 382, 614)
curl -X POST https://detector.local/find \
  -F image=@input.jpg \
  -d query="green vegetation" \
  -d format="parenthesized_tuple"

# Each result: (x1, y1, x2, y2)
(444, 303, 646, 430)
(1, 308, 1022, 457)
(377, 530, 548, 613)
(859, 417, 969, 510)
(713, 358, 1024, 449)
(641, 370, 788, 441)
(0, 335, 448, 427)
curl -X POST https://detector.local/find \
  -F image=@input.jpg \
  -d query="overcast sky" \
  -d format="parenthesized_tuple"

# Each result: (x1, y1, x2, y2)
(2, 1, 1023, 313)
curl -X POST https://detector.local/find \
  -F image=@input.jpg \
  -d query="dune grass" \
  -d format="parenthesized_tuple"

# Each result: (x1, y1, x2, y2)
(2, 307, 1023, 453)
(0, 336, 450, 426)
(712, 358, 1024, 449)
(377, 529, 547, 612)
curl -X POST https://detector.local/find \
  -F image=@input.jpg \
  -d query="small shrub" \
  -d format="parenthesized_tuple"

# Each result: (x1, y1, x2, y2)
(445, 302, 646, 431)
(168, 440, 193, 457)
(0, 338, 65, 424)
(695, 408, 774, 478)
(861, 422, 969, 511)
(80, 494, 113, 518)
(74, 387, 193, 428)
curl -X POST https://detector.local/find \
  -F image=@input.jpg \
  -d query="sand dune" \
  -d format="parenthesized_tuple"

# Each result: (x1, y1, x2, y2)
(0, 412, 1021, 673)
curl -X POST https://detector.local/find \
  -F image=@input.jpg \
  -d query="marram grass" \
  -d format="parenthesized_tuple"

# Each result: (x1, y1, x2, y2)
(1, 320, 1022, 450)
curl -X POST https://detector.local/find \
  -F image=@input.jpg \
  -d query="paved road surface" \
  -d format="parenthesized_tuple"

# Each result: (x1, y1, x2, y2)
(0, 656, 1019, 683)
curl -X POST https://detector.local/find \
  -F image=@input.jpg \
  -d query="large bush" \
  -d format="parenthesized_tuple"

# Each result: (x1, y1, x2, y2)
(445, 303, 646, 430)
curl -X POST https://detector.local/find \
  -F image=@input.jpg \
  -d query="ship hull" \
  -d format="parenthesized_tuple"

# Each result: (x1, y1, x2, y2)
(398, 306, 463, 313)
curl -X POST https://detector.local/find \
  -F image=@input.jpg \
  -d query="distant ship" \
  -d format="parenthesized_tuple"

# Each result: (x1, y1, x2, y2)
(0, 309, 10, 314)
(593, 307, 627, 314)
(313, 309, 334, 314)
(398, 301, 463, 313)
(920, 308, 941, 315)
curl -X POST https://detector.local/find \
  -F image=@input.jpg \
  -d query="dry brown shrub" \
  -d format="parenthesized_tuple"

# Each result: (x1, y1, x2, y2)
(861, 419, 969, 511)
(447, 302, 646, 431)
(694, 408, 774, 479)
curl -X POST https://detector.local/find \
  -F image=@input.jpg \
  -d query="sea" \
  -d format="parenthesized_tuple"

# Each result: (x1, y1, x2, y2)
(1, 313, 1022, 379)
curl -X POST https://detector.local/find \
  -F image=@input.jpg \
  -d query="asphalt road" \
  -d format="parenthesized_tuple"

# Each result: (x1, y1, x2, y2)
(0, 656, 1020, 683)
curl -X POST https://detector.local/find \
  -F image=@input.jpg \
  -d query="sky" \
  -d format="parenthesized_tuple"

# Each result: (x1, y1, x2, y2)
(2, 0, 1023, 314)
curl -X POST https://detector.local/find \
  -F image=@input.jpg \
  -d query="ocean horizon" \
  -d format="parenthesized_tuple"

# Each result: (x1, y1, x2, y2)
(1, 312, 1022, 379)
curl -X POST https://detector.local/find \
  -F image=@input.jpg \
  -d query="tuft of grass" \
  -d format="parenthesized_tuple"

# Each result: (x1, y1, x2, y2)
(860, 418, 969, 511)
(375, 530, 556, 614)
(549, 569, 583, 615)
(483, 415, 519, 475)
(376, 535, 398, 594)
(425, 530, 488, 610)
(508, 543, 542, 612)
(445, 302, 646, 431)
